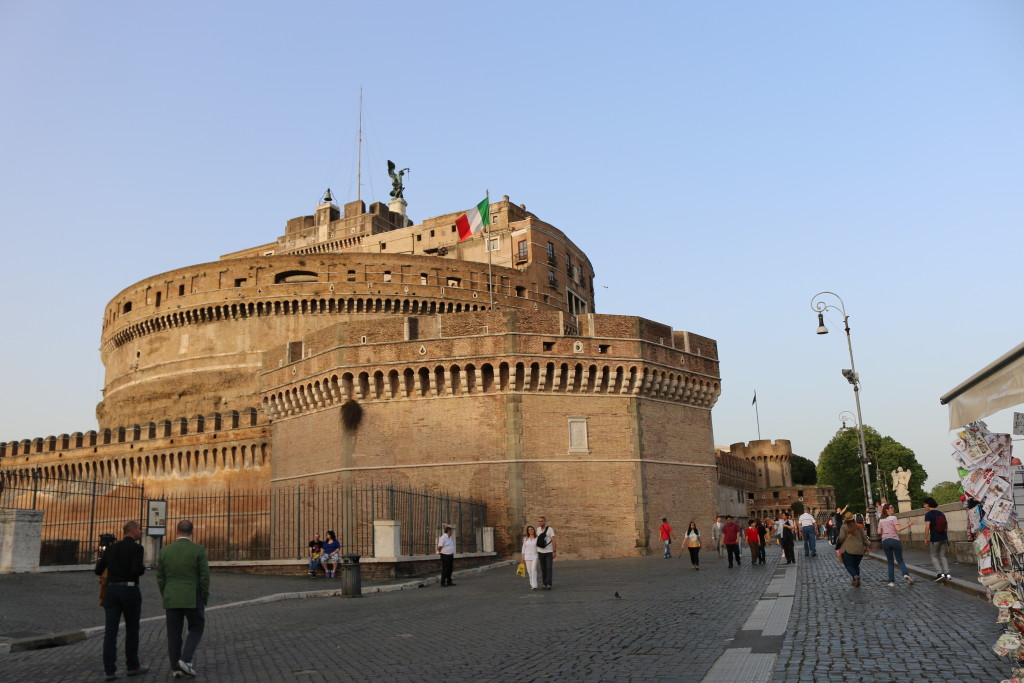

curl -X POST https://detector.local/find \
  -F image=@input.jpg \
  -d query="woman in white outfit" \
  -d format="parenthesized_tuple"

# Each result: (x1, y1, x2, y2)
(521, 525, 540, 589)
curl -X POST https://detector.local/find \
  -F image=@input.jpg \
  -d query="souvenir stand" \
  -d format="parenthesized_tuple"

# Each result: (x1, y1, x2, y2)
(941, 342, 1024, 683)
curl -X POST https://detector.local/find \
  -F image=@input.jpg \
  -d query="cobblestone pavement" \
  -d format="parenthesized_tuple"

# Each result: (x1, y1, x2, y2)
(0, 545, 1010, 682)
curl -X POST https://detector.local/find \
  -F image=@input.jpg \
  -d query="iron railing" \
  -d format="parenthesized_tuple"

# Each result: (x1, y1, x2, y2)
(1, 472, 488, 564)
(0, 470, 145, 565)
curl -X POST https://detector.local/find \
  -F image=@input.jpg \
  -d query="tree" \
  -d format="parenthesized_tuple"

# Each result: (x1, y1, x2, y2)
(930, 481, 962, 506)
(791, 454, 817, 485)
(816, 425, 928, 513)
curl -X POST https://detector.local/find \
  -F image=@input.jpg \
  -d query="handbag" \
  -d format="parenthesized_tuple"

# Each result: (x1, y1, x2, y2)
(98, 569, 108, 606)
(516, 561, 526, 578)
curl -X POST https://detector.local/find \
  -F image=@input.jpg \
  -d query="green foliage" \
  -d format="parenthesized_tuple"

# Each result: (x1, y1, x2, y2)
(791, 455, 817, 485)
(791, 501, 805, 517)
(930, 481, 962, 505)
(816, 425, 929, 513)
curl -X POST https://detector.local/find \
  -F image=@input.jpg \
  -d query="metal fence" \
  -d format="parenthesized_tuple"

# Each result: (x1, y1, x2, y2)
(1, 472, 487, 564)
(163, 483, 488, 561)
(0, 471, 146, 565)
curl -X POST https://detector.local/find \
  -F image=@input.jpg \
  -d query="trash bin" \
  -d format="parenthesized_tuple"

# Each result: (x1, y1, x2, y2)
(339, 554, 362, 597)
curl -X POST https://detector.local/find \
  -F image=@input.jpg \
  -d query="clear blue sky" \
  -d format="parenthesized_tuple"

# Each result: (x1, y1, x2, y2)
(2, 2, 1023, 488)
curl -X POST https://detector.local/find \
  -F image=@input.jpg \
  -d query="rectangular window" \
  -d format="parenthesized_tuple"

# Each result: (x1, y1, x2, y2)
(543, 341, 555, 352)
(234, 278, 247, 287)
(417, 234, 422, 241)
(487, 237, 499, 252)
(347, 269, 356, 282)
(598, 344, 610, 354)
(568, 417, 589, 453)
(383, 271, 392, 283)
(178, 284, 185, 296)
(548, 271, 557, 287)
(447, 277, 461, 288)
(420, 273, 428, 285)
(547, 242, 555, 260)
(430, 230, 435, 237)
(517, 240, 528, 261)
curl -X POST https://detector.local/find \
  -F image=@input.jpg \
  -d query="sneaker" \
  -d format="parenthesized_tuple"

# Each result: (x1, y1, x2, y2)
(887, 582, 895, 587)
(178, 660, 197, 677)
(944, 573, 952, 580)
(904, 575, 914, 584)
(934, 573, 944, 582)
(126, 665, 150, 676)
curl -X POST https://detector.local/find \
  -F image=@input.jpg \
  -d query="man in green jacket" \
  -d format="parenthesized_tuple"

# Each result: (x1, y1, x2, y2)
(157, 520, 210, 678)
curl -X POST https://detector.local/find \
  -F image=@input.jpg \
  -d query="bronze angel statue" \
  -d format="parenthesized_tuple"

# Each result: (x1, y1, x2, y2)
(387, 160, 410, 200)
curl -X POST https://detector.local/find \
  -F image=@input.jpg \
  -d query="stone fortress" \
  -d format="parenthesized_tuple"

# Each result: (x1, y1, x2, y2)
(716, 440, 837, 523)
(0, 190, 723, 558)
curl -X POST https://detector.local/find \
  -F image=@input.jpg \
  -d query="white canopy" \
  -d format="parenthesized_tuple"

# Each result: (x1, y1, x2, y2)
(940, 341, 1024, 430)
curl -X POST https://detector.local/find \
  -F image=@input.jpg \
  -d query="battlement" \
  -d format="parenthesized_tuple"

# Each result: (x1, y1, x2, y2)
(720, 439, 795, 489)
(0, 408, 262, 461)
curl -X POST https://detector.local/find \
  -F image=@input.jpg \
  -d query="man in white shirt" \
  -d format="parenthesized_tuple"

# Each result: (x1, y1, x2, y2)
(536, 516, 557, 589)
(798, 511, 818, 557)
(712, 516, 723, 558)
(437, 526, 456, 587)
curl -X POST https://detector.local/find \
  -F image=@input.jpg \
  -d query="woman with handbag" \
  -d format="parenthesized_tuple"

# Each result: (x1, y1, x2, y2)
(521, 526, 540, 590)
(837, 513, 869, 587)
(684, 522, 702, 570)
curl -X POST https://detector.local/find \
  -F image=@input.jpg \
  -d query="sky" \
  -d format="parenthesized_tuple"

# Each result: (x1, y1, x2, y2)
(2, 2, 1022, 489)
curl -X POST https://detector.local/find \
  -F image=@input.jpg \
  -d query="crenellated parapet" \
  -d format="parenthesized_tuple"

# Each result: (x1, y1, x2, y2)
(726, 439, 795, 489)
(0, 407, 264, 470)
(258, 310, 721, 421)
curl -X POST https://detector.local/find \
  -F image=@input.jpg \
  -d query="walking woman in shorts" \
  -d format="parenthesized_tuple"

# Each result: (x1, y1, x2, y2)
(684, 522, 702, 570)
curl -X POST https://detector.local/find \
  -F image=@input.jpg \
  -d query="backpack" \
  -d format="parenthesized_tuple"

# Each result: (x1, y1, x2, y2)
(932, 512, 948, 534)
(537, 529, 549, 548)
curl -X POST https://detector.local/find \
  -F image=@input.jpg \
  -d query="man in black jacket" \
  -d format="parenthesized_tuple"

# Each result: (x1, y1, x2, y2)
(94, 520, 149, 680)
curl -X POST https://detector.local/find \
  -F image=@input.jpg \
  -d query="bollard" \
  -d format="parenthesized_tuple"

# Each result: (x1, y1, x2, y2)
(339, 554, 362, 597)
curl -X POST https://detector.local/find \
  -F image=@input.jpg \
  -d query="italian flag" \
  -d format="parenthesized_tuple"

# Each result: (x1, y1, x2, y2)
(456, 197, 490, 242)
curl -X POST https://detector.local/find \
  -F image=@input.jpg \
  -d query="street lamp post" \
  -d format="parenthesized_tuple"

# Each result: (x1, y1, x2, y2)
(812, 292, 879, 548)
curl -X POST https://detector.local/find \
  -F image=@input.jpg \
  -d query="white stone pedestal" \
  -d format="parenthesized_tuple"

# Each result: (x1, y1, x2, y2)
(389, 198, 409, 226)
(0, 509, 45, 573)
(374, 520, 401, 559)
(897, 497, 912, 513)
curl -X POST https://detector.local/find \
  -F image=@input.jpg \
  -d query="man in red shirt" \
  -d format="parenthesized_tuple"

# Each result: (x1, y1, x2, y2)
(722, 516, 743, 568)
(659, 518, 673, 558)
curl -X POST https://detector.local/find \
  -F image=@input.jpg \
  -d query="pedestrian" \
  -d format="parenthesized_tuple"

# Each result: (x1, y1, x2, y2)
(659, 518, 673, 558)
(774, 514, 784, 546)
(836, 512, 869, 587)
(712, 516, 723, 558)
(830, 505, 849, 545)
(755, 517, 768, 564)
(798, 509, 818, 557)
(878, 503, 915, 587)
(721, 515, 742, 568)
(780, 512, 796, 564)
(437, 526, 456, 587)
(684, 521, 701, 570)
(521, 526, 540, 589)
(320, 530, 341, 578)
(923, 497, 951, 581)
(536, 516, 557, 589)
(94, 520, 149, 681)
(157, 519, 210, 679)
(745, 520, 760, 565)
(307, 532, 323, 577)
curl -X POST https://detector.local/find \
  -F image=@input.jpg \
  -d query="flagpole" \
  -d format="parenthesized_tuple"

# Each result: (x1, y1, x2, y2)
(486, 189, 494, 308)
(753, 391, 761, 440)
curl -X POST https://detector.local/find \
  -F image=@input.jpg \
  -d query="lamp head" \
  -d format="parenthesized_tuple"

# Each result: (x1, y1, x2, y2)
(816, 313, 828, 335)
(842, 369, 858, 385)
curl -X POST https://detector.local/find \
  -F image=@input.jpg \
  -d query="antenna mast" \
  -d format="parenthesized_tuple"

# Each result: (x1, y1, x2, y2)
(357, 87, 363, 204)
